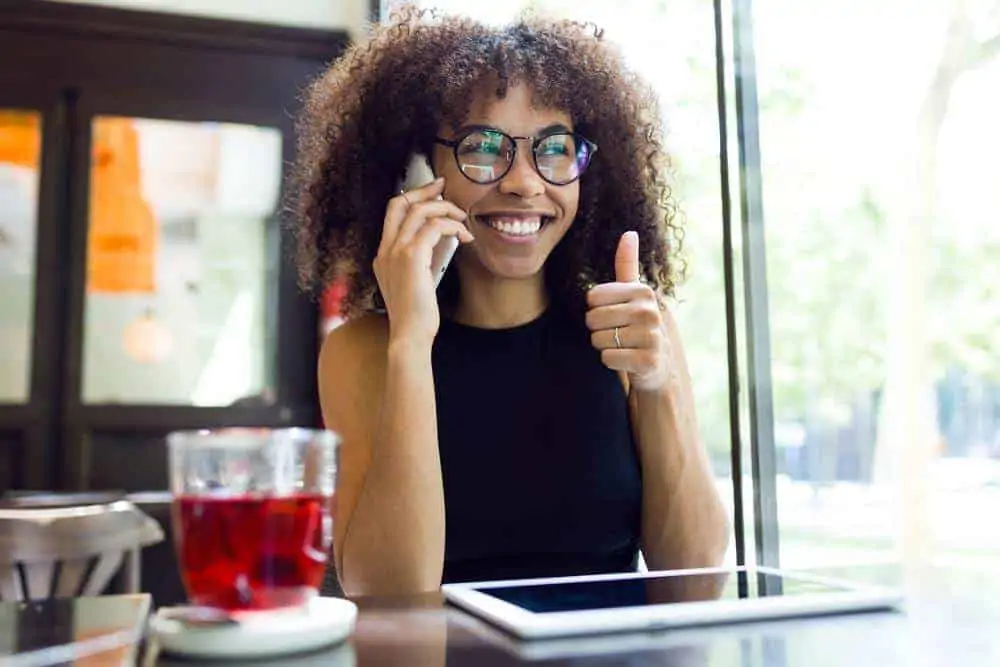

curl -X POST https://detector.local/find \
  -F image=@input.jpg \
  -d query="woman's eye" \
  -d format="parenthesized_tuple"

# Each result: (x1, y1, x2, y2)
(470, 142, 501, 154)
(538, 139, 571, 156)
(459, 143, 501, 159)
(459, 133, 505, 156)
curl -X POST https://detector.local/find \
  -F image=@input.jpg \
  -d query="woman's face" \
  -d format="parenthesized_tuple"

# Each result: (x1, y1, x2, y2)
(432, 84, 579, 281)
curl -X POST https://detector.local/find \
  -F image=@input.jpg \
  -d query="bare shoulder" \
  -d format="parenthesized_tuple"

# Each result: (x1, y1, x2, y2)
(317, 314, 390, 579)
(317, 314, 389, 425)
(319, 314, 389, 370)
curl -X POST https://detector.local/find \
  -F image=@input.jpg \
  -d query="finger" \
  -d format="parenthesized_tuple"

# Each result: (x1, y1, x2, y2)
(590, 325, 659, 351)
(395, 201, 469, 246)
(600, 348, 656, 374)
(380, 178, 450, 254)
(585, 303, 633, 331)
(615, 230, 641, 283)
(586, 281, 654, 308)
(586, 301, 662, 332)
(403, 176, 446, 203)
(412, 218, 475, 254)
(379, 192, 413, 255)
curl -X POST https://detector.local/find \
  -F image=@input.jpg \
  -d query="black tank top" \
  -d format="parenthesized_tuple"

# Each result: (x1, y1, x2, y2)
(432, 307, 642, 583)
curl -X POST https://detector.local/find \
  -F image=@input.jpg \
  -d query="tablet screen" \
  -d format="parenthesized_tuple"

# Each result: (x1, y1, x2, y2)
(474, 572, 850, 613)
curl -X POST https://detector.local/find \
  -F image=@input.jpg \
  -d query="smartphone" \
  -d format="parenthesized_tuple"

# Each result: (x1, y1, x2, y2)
(400, 153, 460, 288)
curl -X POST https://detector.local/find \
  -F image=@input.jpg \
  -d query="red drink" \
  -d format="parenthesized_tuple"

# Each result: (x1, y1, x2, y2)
(173, 493, 332, 611)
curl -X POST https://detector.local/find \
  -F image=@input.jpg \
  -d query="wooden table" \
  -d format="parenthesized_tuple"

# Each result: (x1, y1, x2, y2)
(3, 566, 999, 666)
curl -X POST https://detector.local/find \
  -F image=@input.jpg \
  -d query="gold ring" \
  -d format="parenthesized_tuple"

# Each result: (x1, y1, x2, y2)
(613, 326, 623, 349)
(399, 189, 411, 205)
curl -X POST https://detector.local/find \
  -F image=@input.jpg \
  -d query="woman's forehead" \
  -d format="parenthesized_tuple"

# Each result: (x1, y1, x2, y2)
(448, 83, 574, 135)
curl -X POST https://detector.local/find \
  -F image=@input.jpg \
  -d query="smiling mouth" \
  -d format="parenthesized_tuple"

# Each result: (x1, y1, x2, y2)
(476, 214, 555, 238)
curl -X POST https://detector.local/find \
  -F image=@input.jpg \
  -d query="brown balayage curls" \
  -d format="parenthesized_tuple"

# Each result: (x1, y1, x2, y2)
(290, 4, 683, 319)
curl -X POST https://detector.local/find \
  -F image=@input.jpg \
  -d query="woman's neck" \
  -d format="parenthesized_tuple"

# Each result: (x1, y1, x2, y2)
(451, 265, 548, 329)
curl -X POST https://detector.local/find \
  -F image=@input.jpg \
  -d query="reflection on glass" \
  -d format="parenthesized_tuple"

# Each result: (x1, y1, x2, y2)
(399, 0, 736, 564)
(756, 3, 1000, 569)
(0, 110, 41, 404)
(82, 117, 281, 405)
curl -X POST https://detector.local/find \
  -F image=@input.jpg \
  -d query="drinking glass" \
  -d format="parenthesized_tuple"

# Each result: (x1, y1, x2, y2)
(167, 427, 338, 611)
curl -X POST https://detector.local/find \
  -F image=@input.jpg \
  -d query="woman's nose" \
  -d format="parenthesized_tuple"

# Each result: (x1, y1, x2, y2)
(498, 144, 546, 198)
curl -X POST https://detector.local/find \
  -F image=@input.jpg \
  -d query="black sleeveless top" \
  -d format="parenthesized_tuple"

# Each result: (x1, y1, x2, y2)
(432, 307, 643, 583)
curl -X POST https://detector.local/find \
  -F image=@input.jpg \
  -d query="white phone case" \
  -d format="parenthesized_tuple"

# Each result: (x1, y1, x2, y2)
(401, 154, 460, 288)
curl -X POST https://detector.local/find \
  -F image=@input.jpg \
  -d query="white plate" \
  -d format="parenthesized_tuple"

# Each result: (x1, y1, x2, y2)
(149, 596, 357, 660)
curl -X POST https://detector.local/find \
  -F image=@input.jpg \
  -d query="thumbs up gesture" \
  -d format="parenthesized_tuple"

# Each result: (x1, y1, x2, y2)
(585, 231, 669, 392)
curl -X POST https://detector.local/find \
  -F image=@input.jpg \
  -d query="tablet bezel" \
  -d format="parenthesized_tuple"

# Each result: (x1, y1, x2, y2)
(441, 566, 903, 639)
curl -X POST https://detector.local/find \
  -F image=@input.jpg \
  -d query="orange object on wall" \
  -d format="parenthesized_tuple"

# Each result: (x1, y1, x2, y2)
(0, 110, 41, 168)
(87, 118, 158, 294)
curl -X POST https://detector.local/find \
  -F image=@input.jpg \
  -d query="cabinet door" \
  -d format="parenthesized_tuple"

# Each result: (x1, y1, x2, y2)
(0, 102, 45, 490)
(0, 2, 347, 491)
(0, 77, 75, 490)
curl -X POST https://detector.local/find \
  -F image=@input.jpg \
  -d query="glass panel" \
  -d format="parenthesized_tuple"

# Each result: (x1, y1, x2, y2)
(394, 1, 737, 563)
(0, 110, 42, 404)
(45, 0, 354, 30)
(82, 117, 282, 406)
(757, 2, 1000, 571)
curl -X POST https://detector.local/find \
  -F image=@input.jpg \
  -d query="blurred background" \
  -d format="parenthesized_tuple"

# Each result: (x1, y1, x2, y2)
(1, 0, 998, 604)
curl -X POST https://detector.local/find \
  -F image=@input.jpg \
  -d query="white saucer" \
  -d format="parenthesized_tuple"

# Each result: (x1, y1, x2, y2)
(149, 597, 358, 660)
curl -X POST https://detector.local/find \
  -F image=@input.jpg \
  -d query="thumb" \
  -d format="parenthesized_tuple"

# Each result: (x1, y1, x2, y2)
(615, 231, 641, 283)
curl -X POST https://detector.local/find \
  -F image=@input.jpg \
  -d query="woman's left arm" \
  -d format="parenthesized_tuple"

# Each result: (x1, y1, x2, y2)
(587, 232, 730, 573)
(627, 307, 731, 572)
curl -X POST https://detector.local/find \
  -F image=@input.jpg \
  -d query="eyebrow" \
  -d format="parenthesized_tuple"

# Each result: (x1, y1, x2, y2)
(457, 122, 573, 137)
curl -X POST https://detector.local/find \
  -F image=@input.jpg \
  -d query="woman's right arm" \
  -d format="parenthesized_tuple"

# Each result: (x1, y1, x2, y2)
(319, 178, 472, 597)
(319, 318, 445, 596)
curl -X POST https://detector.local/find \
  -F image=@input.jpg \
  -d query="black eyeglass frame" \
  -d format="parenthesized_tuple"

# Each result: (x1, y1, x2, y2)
(433, 126, 598, 186)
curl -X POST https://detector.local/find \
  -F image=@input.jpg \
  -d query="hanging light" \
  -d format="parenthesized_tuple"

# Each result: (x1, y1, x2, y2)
(123, 308, 173, 364)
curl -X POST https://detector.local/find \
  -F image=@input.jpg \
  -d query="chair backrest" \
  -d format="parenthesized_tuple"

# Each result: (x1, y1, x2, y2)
(319, 560, 344, 598)
(0, 500, 164, 601)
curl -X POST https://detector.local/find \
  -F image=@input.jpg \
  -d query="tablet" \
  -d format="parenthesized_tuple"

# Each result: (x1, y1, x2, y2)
(441, 566, 903, 639)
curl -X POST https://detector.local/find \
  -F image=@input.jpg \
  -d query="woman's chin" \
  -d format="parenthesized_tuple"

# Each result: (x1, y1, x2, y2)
(476, 255, 547, 281)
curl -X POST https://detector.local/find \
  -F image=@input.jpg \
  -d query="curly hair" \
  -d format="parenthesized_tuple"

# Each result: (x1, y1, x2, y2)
(291, 4, 683, 319)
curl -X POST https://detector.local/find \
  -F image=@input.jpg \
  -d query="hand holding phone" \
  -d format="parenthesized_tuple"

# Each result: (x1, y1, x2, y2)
(400, 154, 460, 288)
(374, 156, 471, 341)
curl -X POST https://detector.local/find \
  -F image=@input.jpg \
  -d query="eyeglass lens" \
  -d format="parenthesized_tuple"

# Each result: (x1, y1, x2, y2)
(454, 129, 593, 185)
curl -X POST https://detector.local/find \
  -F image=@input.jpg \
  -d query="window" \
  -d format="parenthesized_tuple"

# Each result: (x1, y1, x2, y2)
(82, 116, 281, 406)
(0, 109, 42, 404)
(755, 0, 1000, 571)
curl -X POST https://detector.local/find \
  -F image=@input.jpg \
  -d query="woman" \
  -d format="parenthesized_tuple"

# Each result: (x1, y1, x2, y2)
(293, 6, 731, 597)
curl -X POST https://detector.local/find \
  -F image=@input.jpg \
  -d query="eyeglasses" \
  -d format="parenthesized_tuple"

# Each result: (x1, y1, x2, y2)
(434, 126, 598, 186)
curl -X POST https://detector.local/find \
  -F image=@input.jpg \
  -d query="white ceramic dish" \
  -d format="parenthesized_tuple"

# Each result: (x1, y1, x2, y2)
(149, 596, 358, 660)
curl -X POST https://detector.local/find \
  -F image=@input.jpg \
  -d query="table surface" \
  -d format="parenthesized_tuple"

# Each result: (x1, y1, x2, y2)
(2, 566, 998, 666)
(0, 593, 149, 666)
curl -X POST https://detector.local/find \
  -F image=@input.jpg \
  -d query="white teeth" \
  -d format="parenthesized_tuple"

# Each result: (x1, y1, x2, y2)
(486, 216, 543, 236)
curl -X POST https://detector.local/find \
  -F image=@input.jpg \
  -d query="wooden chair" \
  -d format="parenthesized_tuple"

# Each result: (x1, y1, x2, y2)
(320, 560, 344, 598)
(0, 497, 163, 601)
